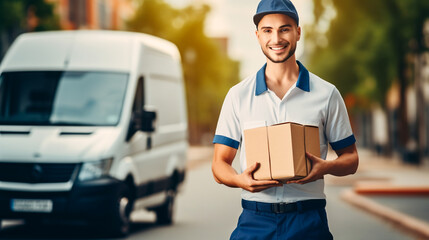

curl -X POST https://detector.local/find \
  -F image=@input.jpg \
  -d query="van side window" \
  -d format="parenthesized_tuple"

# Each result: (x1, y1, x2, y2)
(126, 77, 144, 141)
(142, 47, 185, 127)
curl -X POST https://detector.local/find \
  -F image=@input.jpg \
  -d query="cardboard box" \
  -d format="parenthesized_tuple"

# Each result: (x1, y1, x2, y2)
(244, 122, 320, 182)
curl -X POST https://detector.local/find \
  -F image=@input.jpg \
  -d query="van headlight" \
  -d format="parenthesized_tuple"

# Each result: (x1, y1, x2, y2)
(78, 158, 113, 181)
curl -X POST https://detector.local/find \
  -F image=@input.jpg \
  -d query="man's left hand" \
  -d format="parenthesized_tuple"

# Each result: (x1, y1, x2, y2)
(287, 152, 330, 184)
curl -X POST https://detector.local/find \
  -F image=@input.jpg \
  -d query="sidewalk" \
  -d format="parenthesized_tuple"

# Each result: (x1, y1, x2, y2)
(326, 148, 429, 239)
(186, 146, 214, 170)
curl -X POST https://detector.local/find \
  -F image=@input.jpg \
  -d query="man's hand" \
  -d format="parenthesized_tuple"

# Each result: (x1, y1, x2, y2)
(236, 162, 283, 192)
(287, 144, 359, 185)
(287, 152, 329, 184)
(212, 144, 282, 192)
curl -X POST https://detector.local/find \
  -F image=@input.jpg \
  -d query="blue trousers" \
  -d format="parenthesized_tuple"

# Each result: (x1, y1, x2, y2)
(230, 201, 333, 240)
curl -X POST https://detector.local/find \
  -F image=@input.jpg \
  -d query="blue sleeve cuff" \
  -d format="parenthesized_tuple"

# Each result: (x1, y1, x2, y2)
(213, 135, 240, 149)
(330, 134, 356, 150)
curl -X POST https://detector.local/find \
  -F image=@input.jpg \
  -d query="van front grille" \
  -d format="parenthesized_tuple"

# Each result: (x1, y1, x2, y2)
(0, 163, 78, 183)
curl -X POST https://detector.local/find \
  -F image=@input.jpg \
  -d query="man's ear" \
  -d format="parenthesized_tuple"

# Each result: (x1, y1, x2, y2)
(297, 26, 301, 41)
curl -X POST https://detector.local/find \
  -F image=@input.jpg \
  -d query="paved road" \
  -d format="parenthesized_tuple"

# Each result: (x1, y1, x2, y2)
(367, 195, 429, 223)
(0, 155, 415, 240)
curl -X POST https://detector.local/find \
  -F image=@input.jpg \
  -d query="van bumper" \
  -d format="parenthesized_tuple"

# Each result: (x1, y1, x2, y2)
(0, 177, 122, 221)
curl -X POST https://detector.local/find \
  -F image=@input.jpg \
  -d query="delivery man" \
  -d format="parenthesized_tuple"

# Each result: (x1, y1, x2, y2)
(211, 0, 359, 239)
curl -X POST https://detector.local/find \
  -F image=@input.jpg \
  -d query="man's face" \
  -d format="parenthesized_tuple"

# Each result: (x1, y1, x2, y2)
(256, 14, 301, 64)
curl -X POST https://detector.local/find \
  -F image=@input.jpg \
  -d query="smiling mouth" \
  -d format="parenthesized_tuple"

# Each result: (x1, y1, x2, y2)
(269, 45, 287, 51)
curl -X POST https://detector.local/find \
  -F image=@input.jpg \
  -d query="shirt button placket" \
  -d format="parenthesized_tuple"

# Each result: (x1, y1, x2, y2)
(279, 101, 286, 123)
(277, 101, 286, 203)
(276, 185, 283, 202)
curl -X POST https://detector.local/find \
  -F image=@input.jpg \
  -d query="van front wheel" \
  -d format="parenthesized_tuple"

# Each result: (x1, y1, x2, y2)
(107, 184, 133, 237)
(155, 189, 176, 225)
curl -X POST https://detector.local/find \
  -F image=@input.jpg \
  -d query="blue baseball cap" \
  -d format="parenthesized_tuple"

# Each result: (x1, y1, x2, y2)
(253, 0, 299, 27)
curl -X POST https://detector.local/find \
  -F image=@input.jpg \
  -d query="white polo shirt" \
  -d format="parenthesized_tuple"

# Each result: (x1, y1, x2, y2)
(213, 61, 356, 203)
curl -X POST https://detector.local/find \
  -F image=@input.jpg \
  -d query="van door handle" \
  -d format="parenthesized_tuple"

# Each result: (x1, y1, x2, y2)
(146, 135, 152, 150)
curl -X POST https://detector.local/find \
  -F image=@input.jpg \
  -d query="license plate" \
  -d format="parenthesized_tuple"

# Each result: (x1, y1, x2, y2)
(11, 199, 53, 213)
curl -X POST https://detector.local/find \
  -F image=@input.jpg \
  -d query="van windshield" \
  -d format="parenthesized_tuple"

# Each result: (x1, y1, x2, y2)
(0, 71, 128, 126)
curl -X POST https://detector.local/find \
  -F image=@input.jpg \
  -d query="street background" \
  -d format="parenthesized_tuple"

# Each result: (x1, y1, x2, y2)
(1, 0, 429, 239)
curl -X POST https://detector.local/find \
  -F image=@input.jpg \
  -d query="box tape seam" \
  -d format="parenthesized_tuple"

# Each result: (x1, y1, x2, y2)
(265, 125, 274, 180)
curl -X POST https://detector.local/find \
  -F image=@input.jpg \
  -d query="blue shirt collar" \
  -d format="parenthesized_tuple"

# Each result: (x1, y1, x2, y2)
(255, 60, 310, 96)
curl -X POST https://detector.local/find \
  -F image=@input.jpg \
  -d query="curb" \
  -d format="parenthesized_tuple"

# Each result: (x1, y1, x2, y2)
(341, 189, 429, 239)
(354, 184, 429, 195)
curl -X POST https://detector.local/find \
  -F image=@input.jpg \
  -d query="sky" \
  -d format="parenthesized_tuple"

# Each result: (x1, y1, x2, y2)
(165, 0, 314, 78)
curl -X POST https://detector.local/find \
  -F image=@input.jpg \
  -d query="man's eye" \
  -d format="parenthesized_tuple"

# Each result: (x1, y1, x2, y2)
(281, 28, 290, 33)
(264, 30, 271, 33)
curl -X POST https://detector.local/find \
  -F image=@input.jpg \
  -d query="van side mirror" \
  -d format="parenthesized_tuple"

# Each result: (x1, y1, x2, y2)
(141, 109, 156, 132)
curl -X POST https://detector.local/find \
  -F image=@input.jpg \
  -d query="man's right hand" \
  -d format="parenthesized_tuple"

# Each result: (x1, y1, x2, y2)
(212, 144, 282, 192)
(236, 162, 283, 192)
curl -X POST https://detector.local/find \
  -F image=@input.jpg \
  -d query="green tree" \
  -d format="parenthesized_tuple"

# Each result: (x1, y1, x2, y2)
(127, 0, 240, 144)
(306, 0, 429, 156)
(310, 0, 429, 104)
(0, 0, 59, 33)
(27, 0, 60, 31)
(0, 0, 59, 58)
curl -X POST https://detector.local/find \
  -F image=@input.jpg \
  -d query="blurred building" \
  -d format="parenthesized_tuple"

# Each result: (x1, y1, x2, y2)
(46, 0, 135, 30)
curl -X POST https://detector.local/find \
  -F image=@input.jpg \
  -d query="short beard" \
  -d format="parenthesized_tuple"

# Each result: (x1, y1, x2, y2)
(262, 44, 296, 63)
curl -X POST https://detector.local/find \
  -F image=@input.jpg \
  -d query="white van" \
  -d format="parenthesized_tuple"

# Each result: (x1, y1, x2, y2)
(0, 30, 188, 236)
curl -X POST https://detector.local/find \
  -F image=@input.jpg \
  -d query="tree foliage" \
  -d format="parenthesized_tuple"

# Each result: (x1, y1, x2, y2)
(0, 0, 59, 32)
(306, 0, 429, 108)
(127, 0, 240, 144)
